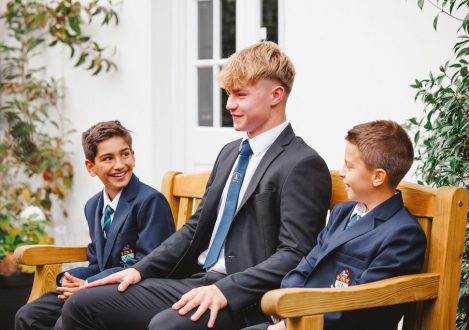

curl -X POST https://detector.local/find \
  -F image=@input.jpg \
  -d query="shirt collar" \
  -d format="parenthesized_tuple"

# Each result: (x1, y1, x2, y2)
(240, 121, 289, 156)
(102, 189, 122, 213)
(350, 201, 369, 219)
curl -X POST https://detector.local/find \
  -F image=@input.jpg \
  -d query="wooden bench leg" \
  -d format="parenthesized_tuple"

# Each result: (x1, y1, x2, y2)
(287, 315, 324, 330)
(28, 264, 61, 302)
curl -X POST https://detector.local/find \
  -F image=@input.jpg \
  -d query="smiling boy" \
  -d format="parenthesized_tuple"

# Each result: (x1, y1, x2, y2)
(15, 120, 175, 330)
(59, 42, 332, 330)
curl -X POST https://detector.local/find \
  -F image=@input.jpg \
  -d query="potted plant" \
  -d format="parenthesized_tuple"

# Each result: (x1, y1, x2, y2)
(409, 0, 469, 328)
(0, 0, 118, 327)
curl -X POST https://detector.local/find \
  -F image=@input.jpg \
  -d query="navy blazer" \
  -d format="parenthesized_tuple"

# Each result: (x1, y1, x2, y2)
(281, 191, 426, 330)
(61, 174, 175, 283)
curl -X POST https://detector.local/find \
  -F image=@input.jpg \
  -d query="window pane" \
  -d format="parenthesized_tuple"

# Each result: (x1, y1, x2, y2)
(198, 0, 213, 59)
(198, 67, 213, 126)
(262, 0, 278, 43)
(221, 0, 236, 58)
(221, 88, 233, 127)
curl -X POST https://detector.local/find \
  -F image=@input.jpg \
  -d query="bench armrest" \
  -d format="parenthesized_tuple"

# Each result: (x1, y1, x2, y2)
(14, 244, 88, 266)
(261, 273, 439, 319)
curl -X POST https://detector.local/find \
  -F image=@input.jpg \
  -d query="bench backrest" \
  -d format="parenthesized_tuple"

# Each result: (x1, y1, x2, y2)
(161, 170, 468, 329)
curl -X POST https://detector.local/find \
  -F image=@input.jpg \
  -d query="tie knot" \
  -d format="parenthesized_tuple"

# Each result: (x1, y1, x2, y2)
(105, 205, 114, 216)
(240, 140, 253, 157)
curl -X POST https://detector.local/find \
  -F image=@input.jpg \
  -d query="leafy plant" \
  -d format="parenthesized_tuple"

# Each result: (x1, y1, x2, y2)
(0, 0, 119, 273)
(409, 0, 469, 328)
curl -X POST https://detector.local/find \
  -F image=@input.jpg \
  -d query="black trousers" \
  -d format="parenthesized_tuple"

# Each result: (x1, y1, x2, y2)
(15, 292, 64, 330)
(59, 272, 242, 330)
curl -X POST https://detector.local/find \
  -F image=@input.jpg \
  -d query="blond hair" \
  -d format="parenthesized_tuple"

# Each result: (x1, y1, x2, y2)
(218, 41, 295, 93)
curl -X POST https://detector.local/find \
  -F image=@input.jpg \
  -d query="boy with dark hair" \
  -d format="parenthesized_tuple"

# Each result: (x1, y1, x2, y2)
(249, 120, 426, 330)
(15, 120, 175, 329)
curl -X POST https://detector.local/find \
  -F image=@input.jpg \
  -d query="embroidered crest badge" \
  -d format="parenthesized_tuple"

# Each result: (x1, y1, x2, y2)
(120, 244, 135, 265)
(233, 172, 241, 183)
(334, 269, 351, 288)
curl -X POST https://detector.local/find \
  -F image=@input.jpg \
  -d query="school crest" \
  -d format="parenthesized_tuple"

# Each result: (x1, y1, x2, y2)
(334, 269, 351, 288)
(120, 244, 135, 265)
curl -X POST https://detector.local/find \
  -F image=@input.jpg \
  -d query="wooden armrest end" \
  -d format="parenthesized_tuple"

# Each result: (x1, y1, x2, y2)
(261, 273, 439, 318)
(14, 245, 88, 266)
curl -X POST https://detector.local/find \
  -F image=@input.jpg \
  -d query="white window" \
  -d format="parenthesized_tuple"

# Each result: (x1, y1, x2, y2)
(179, 0, 282, 171)
(195, 0, 280, 128)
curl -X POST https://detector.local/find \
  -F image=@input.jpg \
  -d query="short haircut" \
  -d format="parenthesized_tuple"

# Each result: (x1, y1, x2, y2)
(218, 41, 296, 94)
(345, 120, 414, 188)
(82, 120, 132, 163)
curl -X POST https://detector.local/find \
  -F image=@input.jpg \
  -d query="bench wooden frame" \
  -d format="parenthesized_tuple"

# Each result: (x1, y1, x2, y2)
(14, 170, 468, 330)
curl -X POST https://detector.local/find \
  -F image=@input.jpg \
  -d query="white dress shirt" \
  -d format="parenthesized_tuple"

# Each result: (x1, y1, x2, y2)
(198, 121, 290, 274)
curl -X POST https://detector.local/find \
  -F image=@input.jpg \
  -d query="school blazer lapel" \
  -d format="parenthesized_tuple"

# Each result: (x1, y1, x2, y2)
(235, 124, 295, 215)
(102, 175, 138, 268)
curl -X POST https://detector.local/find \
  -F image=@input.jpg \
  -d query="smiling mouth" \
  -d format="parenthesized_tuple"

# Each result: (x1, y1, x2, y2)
(110, 171, 127, 178)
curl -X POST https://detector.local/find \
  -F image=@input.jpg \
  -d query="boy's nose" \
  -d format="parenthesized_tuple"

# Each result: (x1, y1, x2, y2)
(339, 166, 346, 177)
(114, 157, 125, 169)
(226, 96, 237, 111)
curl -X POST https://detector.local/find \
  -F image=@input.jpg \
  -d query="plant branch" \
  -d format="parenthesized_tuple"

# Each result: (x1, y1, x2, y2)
(426, 0, 464, 21)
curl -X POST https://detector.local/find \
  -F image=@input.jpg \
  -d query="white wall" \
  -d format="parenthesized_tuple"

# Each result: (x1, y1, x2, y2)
(284, 0, 459, 174)
(44, 0, 459, 245)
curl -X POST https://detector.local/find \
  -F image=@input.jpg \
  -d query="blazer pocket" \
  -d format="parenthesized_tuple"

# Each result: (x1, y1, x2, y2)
(335, 251, 368, 270)
(254, 191, 277, 203)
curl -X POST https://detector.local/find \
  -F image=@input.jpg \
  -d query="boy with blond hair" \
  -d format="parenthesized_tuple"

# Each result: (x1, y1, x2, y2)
(248, 120, 426, 330)
(59, 42, 332, 330)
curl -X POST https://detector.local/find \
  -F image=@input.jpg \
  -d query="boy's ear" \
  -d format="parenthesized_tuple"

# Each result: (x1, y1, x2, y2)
(371, 168, 387, 187)
(271, 85, 285, 107)
(85, 159, 97, 177)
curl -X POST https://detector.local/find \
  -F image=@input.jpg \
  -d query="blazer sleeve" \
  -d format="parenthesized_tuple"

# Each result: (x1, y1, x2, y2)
(281, 206, 336, 289)
(215, 154, 332, 313)
(56, 203, 101, 285)
(132, 147, 225, 279)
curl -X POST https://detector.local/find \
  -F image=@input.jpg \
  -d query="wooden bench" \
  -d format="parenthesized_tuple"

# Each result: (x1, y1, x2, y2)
(14, 171, 467, 330)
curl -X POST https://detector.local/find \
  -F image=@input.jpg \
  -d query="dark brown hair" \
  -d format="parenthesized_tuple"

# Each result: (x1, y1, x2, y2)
(82, 120, 132, 162)
(346, 120, 414, 188)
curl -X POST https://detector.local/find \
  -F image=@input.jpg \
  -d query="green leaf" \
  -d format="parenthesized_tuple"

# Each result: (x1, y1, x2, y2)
(69, 16, 81, 35)
(433, 14, 439, 31)
(74, 53, 88, 67)
(463, 13, 469, 34)
(414, 130, 420, 145)
(418, 0, 425, 10)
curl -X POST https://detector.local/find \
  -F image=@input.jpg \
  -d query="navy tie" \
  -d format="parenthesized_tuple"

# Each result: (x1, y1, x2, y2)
(204, 140, 253, 269)
(345, 213, 361, 229)
(103, 205, 114, 239)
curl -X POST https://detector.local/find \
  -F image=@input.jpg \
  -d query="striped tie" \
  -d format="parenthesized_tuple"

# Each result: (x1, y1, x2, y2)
(103, 205, 114, 239)
(346, 213, 361, 229)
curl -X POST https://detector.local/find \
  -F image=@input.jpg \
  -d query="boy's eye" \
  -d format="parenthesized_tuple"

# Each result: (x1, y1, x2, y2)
(103, 156, 113, 161)
(122, 151, 130, 157)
